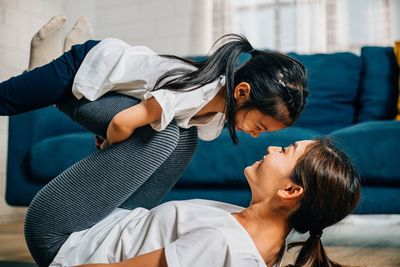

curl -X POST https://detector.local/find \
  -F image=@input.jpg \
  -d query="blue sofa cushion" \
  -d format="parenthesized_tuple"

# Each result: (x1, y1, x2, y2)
(29, 133, 96, 183)
(178, 127, 320, 186)
(357, 47, 399, 122)
(288, 52, 362, 133)
(331, 120, 400, 185)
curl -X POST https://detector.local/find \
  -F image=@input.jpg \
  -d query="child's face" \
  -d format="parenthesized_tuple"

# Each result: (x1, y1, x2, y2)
(234, 108, 285, 137)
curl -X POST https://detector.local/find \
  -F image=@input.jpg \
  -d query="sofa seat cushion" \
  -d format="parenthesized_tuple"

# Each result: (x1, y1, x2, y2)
(331, 120, 400, 186)
(178, 127, 321, 186)
(288, 52, 362, 134)
(29, 133, 96, 183)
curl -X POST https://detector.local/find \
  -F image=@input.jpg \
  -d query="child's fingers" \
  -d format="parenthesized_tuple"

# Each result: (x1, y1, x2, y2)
(94, 135, 105, 150)
(100, 139, 109, 149)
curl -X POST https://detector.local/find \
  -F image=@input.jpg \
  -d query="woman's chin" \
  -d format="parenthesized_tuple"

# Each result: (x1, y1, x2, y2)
(244, 164, 258, 181)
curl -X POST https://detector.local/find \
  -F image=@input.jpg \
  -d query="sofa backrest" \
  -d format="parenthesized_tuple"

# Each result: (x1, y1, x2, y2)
(288, 52, 362, 133)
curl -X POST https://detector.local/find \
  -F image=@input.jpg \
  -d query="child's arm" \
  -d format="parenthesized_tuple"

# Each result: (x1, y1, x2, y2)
(106, 97, 162, 144)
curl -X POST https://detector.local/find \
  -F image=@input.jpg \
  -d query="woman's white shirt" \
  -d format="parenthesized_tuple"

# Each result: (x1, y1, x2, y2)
(51, 199, 285, 267)
(72, 38, 225, 141)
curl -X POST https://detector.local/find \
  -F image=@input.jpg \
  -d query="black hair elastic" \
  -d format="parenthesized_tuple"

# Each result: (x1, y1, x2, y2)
(249, 48, 255, 55)
(310, 229, 323, 238)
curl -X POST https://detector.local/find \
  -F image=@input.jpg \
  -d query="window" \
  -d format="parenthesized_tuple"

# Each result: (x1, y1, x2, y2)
(233, 0, 400, 53)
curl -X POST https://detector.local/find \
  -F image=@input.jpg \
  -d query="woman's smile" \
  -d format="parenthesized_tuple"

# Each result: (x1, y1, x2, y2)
(254, 155, 267, 166)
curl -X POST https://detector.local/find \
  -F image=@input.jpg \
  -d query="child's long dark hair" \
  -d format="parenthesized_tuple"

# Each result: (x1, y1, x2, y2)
(286, 138, 361, 267)
(153, 34, 308, 143)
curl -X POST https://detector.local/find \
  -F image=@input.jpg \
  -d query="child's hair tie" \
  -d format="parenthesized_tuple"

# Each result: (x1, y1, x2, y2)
(249, 49, 255, 55)
(278, 79, 286, 87)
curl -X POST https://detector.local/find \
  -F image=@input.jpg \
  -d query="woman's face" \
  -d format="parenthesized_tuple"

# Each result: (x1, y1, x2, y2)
(234, 108, 286, 138)
(244, 140, 314, 204)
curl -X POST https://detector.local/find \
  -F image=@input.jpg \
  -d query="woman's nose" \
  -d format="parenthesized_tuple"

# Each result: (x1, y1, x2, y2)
(267, 146, 281, 154)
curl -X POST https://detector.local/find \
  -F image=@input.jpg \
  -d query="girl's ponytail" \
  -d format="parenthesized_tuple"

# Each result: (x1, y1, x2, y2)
(153, 34, 254, 143)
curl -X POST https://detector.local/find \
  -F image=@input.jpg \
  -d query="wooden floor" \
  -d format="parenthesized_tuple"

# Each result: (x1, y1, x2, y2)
(1, 221, 400, 266)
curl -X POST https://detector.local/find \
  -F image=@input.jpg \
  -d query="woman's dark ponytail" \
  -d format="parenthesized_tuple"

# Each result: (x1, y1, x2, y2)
(153, 34, 254, 143)
(286, 234, 341, 267)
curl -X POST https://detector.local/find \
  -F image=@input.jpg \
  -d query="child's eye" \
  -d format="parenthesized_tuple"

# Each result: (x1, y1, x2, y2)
(281, 146, 286, 153)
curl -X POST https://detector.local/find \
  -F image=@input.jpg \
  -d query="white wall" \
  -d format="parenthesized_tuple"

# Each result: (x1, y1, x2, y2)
(93, 0, 195, 56)
(0, 0, 66, 223)
(0, 0, 199, 223)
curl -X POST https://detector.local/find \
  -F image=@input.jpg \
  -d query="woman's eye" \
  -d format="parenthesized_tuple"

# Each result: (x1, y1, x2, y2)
(281, 146, 286, 153)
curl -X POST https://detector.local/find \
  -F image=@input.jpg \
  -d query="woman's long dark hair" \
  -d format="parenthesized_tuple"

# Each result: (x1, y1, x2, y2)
(153, 34, 308, 143)
(286, 138, 361, 267)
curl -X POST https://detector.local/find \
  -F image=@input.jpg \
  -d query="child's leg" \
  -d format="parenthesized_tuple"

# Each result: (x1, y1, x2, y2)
(25, 123, 181, 267)
(120, 126, 198, 210)
(0, 40, 99, 115)
(28, 15, 66, 71)
(64, 16, 94, 52)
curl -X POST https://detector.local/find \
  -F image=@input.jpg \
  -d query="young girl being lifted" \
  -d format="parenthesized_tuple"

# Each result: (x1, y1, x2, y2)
(0, 30, 308, 145)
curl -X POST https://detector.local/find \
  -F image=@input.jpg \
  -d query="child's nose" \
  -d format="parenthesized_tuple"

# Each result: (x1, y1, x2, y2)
(250, 131, 261, 138)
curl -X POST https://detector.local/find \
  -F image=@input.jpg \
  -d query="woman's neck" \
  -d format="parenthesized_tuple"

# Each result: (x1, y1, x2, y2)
(232, 205, 290, 266)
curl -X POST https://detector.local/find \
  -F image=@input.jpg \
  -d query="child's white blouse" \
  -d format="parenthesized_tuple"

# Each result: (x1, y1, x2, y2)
(72, 38, 226, 141)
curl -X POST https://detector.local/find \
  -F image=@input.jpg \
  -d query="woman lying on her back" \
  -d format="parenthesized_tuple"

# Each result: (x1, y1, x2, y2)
(43, 138, 359, 267)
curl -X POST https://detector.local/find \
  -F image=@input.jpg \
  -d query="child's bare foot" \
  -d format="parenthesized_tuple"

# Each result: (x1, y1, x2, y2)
(28, 15, 66, 70)
(64, 16, 94, 52)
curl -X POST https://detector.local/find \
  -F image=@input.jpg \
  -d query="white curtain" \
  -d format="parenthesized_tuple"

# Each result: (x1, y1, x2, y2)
(232, 0, 400, 53)
(189, 0, 233, 55)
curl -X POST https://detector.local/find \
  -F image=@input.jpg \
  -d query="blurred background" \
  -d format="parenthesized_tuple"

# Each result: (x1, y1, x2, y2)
(0, 0, 399, 225)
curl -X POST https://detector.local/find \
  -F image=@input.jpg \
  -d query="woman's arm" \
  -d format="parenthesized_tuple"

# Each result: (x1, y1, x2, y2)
(106, 97, 162, 144)
(76, 248, 167, 267)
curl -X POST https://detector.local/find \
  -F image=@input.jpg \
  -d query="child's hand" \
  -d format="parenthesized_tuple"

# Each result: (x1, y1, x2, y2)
(106, 118, 135, 144)
(99, 139, 109, 149)
(94, 135, 110, 150)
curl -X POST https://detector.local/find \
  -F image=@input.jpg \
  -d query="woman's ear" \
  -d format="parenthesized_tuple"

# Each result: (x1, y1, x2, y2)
(233, 82, 251, 103)
(277, 183, 304, 201)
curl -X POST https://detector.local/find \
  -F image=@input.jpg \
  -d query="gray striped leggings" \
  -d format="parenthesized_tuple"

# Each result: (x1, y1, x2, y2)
(24, 94, 198, 267)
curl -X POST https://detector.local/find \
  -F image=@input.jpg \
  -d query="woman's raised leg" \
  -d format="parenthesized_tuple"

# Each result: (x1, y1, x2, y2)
(24, 121, 181, 267)
(120, 126, 198, 210)
(25, 93, 190, 267)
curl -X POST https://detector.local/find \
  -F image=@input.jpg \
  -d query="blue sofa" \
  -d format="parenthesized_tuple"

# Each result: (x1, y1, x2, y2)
(5, 46, 400, 214)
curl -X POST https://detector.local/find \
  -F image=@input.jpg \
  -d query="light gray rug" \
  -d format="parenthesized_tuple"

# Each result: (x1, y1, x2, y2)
(289, 214, 400, 247)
